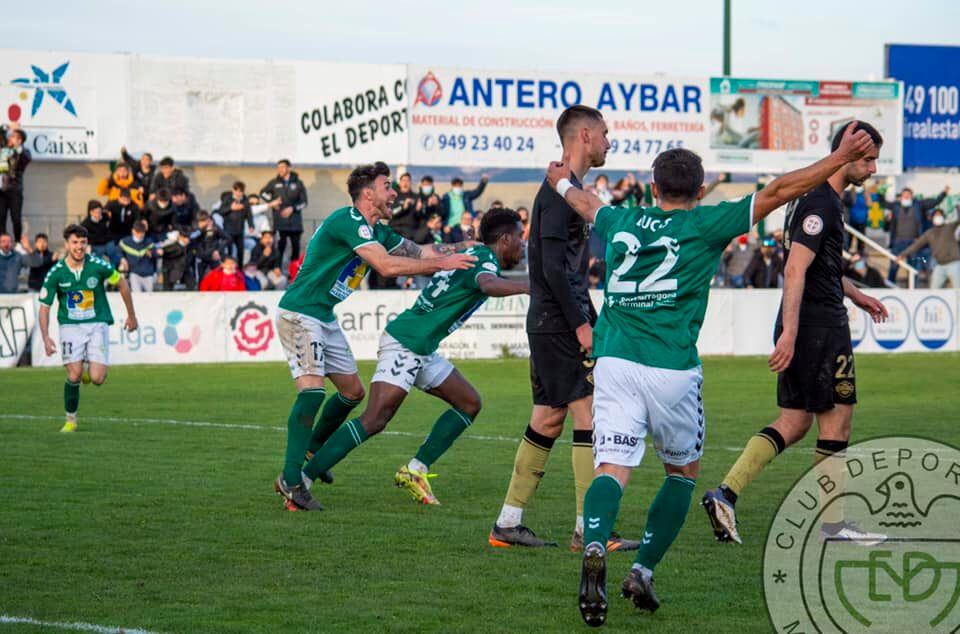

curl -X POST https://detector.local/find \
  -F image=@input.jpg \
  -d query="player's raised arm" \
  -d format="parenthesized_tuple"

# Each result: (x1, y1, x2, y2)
(356, 240, 475, 278)
(477, 273, 529, 297)
(545, 161, 605, 224)
(754, 122, 877, 223)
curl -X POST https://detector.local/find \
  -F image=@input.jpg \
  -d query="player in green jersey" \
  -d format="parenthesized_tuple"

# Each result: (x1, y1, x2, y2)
(274, 162, 477, 512)
(37, 224, 139, 433)
(543, 123, 877, 626)
(299, 208, 529, 507)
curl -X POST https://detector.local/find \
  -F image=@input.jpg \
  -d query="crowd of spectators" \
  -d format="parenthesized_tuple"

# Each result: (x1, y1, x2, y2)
(3, 141, 960, 293)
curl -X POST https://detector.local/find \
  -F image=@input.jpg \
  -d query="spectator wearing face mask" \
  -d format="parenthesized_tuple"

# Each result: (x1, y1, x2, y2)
(170, 187, 199, 227)
(844, 253, 885, 288)
(441, 175, 488, 227)
(146, 188, 175, 239)
(591, 174, 613, 205)
(389, 172, 423, 241)
(105, 188, 140, 244)
(896, 209, 960, 289)
(842, 185, 872, 254)
(119, 220, 158, 292)
(260, 159, 307, 265)
(424, 213, 446, 244)
(743, 237, 783, 288)
(449, 210, 475, 243)
(722, 234, 755, 288)
(884, 186, 948, 283)
(248, 231, 287, 290)
(193, 211, 229, 280)
(121, 147, 155, 201)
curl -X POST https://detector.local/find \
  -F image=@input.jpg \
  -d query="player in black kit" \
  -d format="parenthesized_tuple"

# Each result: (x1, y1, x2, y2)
(704, 121, 890, 546)
(489, 105, 637, 552)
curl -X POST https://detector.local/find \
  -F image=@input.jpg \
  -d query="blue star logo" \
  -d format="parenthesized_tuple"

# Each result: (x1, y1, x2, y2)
(11, 62, 77, 117)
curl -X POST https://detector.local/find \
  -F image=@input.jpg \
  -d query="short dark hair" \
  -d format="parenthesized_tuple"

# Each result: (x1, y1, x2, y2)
(556, 105, 603, 145)
(35, 232, 48, 241)
(63, 224, 88, 240)
(223, 256, 238, 265)
(171, 187, 186, 197)
(142, 152, 153, 161)
(197, 210, 211, 222)
(156, 188, 171, 203)
(652, 148, 705, 203)
(480, 207, 522, 245)
(277, 159, 291, 167)
(451, 177, 464, 186)
(347, 161, 391, 201)
(11, 129, 26, 144)
(831, 120, 884, 153)
(132, 220, 148, 233)
(399, 172, 411, 180)
(159, 156, 174, 167)
(87, 200, 103, 212)
(421, 175, 434, 184)
(232, 181, 245, 192)
(901, 187, 914, 196)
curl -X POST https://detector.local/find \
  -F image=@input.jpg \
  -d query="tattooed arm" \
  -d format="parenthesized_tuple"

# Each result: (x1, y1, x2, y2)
(356, 242, 476, 277)
(391, 238, 479, 259)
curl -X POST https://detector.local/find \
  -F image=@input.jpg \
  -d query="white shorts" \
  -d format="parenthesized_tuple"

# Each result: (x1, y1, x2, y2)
(60, 323, 110, 366)
(593, 356, 704, 468)
(371, 332, 455, 393)
(276, 309, 358, 379)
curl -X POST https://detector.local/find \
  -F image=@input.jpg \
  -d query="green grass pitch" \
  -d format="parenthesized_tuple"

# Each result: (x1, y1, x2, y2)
(1, 353, 958, 633)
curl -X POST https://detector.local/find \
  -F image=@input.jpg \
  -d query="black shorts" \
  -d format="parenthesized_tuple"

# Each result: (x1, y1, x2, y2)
(776, 323, 857, 413)
(528, 331, 594, 407)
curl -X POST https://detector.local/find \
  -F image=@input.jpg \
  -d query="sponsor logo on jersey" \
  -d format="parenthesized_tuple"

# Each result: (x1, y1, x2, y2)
(331, 256, 369, 301)
(482, 261, 498, 272)
(230, 301, 275, 357)
(86, 276, 98, 289)
(358, 225, 373, 240)
(802, 214, 823, 235)
(611, 434, 639, 447)
(835, 380, 855, 398)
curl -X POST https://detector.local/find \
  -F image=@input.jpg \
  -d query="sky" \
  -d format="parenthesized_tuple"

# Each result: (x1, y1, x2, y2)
(6, 0, 960, 80)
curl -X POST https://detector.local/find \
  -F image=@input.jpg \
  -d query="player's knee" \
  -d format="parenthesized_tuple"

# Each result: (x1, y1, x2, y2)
(360, 410, 394, 436)
(461, 392, 482, 419)
(66, 367, 83, 383)
(341, 385, 365, 403)
(91, 375, 106, 386)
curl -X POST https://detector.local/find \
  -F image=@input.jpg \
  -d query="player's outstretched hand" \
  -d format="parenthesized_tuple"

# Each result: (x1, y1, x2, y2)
(768, 331, 796, 373)
(43, 336, 56, 357)
(546, 161, 569, 189)
(854, 293, 889, 324)
(439, 252, 477, 271)
(835, 122, 875, 164)
(125, 315, 139, 332)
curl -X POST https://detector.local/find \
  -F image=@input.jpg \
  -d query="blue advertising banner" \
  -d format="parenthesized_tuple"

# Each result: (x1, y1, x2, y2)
(886, 44, 960, 168)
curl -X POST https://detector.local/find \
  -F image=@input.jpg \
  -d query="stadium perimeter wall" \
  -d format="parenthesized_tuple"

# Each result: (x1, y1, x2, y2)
(1, 289, 955, 369)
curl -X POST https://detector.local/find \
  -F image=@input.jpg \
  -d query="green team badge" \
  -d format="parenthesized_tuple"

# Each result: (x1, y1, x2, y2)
(764, 437, 960, 632)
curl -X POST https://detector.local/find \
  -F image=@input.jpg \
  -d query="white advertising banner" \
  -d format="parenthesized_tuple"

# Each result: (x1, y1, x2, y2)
(0, 49, 129, 161)
(407, 65, 709, 170)
(406, 65, 903, 173)
(13, 288, 958, 369)
(31, 292, 226, 367)
(294, 62, 408, 165)
(0, 294, 35, 367)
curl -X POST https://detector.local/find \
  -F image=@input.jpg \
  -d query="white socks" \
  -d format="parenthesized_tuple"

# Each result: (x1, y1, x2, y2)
(496, 504, 524, 528)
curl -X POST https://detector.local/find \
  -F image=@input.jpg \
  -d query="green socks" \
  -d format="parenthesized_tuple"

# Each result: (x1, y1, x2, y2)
(303, 418, 368, 480)
(307, 393, 363, 455)
(64, 380, 80, 417)
(583, 474, 623, 550)
(414, 408, 473, 468)
(282, 389, 326, 486)
(635, 475, 696, 571)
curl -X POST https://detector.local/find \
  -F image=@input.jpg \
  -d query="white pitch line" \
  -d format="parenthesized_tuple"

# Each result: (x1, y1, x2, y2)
(0, 614, 157, 634)
(0, 413, 813, 454)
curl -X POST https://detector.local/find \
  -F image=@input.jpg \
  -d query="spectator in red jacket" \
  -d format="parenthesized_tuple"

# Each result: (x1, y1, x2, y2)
(288, 252, 304, 283)
(199, 256, 248, 291)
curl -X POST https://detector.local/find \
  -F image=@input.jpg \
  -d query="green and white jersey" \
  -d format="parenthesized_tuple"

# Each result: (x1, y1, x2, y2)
(593, 195, 754, 370)
(386, 245, 499, 355)
(38, 255, 121, 325)
(279, 206, 404, 322)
